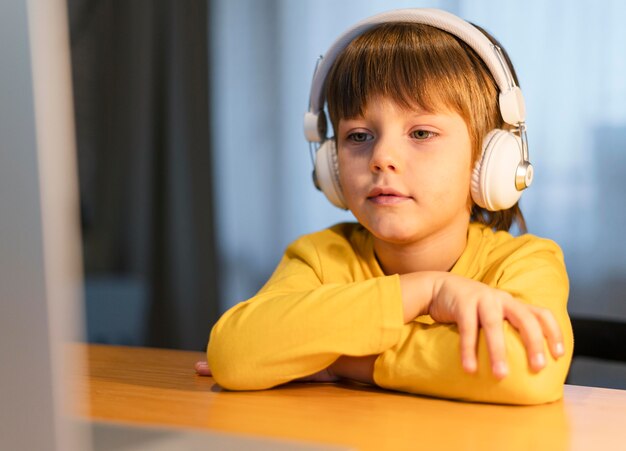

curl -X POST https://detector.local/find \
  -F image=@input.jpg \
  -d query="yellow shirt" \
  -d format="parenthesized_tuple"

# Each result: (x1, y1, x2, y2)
(207, 222, 572, 405)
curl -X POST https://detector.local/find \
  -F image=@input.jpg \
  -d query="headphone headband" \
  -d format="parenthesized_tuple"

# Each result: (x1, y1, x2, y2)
(304, 8, 526, 143)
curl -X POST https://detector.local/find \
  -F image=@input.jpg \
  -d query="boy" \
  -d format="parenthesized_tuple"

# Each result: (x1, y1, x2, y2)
(201, 9, 572, 405)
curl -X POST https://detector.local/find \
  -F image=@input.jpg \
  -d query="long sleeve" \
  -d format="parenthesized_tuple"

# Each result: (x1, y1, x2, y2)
(207, 226, 404, 390)
(373, 229, 573, 405)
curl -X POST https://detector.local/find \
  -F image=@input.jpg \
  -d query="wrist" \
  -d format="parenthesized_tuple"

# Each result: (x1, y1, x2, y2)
(399, 271, 445, 323)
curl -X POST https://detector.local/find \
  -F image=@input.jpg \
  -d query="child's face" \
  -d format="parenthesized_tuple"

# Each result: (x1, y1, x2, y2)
(337, 97, 473, 247)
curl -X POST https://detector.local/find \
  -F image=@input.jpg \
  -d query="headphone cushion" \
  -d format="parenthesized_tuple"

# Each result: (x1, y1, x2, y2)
(314, 140, 347, 209)
(471, 129, 524, 211)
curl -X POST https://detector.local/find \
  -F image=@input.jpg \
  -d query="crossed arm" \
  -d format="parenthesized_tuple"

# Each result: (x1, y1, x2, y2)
(200, 236, 572, 404)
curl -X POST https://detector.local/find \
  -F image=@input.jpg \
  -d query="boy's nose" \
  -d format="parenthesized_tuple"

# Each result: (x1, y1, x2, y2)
(369, 143, 399, 173)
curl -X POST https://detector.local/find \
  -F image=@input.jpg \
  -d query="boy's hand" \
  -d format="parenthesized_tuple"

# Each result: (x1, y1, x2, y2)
(428, 274, 565, 379)
(195, 361, 212, 376)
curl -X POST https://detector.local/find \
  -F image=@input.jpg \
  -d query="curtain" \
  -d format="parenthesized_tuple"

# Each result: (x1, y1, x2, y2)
(68, 0, 218, 350)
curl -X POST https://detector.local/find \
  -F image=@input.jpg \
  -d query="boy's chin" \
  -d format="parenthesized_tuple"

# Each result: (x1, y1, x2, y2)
(368, 225, 422, 246)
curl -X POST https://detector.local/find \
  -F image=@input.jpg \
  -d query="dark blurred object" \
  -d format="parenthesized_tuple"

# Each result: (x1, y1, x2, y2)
(68, 0, 218, 350)
(567, 315, 626, 389)
(571, 316, 626, 362)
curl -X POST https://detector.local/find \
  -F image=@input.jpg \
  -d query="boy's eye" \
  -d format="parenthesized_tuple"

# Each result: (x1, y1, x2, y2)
(411, 130, 436, 140)
(347, 132, 372, 143)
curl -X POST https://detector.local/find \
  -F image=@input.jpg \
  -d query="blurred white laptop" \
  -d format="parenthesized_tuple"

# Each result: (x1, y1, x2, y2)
(0, 1, 347, 450)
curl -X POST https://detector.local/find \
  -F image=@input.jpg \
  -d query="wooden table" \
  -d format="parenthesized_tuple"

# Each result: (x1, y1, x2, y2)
(77, 344, 626, 451)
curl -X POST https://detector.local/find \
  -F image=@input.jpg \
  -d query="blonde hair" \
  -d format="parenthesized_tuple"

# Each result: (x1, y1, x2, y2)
(325, 22, 526, 233)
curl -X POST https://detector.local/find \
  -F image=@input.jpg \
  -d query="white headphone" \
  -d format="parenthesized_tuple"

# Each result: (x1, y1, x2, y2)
(303, 8, 533, 212)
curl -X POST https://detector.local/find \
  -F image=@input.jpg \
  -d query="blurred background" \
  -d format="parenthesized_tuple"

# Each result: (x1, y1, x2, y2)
(66, 0, 626, 387)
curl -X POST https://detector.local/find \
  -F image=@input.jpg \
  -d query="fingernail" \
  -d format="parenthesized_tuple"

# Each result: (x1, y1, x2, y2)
(463, 358, 477, 373)
(532, 353, 546, 369)
(555, 342, 564, 356)
(493, 361, 508, 378)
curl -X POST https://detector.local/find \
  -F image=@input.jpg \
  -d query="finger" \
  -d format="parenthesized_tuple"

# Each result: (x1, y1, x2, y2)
(457, 307, 479, 373)
(478, 300, 508, 379)
(504, 305, 547, 372)
(529, 306, 564, 359)
(194, 361, 212, 376)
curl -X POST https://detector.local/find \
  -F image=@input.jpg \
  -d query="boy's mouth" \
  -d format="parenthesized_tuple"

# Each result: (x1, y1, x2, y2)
(367, 186, 411, 204)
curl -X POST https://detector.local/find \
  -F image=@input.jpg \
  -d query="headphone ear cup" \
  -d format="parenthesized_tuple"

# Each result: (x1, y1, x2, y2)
(314, 140, 347, 210)
(471, 129, 524, 211)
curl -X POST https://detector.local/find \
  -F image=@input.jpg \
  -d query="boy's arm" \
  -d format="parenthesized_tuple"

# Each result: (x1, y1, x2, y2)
(332, 248, 573, 405)
(382, 247, 571, 405)
(207, 235, 404, 391)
